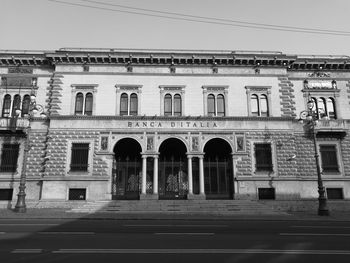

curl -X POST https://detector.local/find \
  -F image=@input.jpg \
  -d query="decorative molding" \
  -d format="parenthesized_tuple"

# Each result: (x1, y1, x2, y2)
(308, 71, 331, 78)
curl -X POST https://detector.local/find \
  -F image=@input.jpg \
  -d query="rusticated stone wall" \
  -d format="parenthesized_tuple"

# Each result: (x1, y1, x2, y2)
(278, 76, 297, 118)
(44, 130, 108, 177)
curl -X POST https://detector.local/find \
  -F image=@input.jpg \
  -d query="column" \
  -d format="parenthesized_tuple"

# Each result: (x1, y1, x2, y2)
(187, 155, 193, 195)
(141, 156, 147, 195)
(153, 155, 158, 195)
(199, 155, 205, 195)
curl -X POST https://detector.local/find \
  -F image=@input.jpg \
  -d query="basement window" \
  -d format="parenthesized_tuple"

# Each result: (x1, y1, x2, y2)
(68, 188, 86, 200)
(326, 188, 343, 200)
(258, 188, 275, 200)
(0, 189, 13, 200)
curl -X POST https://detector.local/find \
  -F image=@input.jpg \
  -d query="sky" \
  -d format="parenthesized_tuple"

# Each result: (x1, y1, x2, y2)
(1, 0, 350, 55)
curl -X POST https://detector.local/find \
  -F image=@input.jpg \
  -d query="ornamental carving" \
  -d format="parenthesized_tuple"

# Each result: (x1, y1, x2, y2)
(308, 71, 331, 78)
(8, 67, 33, 74)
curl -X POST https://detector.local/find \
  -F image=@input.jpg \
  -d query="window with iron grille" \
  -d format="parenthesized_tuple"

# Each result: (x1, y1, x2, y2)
(0, 189, 13, 200)
(68, 188, 86, 200)
(326, 188, 343, 200)
(320, 145, 339, 172)
(254, 143, 273, 172)
(258, 188, 275, 200)
(0, 144, 19, 172)
(70, 143, 89, 171)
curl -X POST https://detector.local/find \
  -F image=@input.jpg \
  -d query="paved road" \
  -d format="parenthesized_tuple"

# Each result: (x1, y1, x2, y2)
(1, 218, 350, 262)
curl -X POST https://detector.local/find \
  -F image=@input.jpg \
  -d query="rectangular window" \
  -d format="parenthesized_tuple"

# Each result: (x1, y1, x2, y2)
(70, 143, 89, 171)
(320, 145, 339, 172)
(326, 188, 343, 200)
(68, 188, 86, 200)
(0, 189, 13, 200)
(258, 188, 275, 200)
(0, 144, 19, 172)
(255, 143, 273, 172)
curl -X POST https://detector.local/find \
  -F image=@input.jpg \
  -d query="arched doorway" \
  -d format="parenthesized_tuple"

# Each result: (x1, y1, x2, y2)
(158, 138, 188, 199)
(204, 138, 233, 199)
(112, 138, 142, 200)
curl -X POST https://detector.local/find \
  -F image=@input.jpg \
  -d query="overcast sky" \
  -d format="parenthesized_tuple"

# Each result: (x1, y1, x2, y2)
(1, 0, 350, 55)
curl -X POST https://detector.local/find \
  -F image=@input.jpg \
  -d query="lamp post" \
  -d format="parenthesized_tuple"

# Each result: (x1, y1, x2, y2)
(300, 99, 330, 216)
(14, 91, 42, 213)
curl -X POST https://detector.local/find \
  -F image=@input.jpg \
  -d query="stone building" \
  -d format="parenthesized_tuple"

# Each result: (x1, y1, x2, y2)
(0, 48, 349, 205)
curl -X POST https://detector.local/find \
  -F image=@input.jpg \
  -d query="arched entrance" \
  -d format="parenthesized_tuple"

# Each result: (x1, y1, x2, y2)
(204, 138, 233, 199)
(112, 138, 142, 200)
(158, 138, 188, 199)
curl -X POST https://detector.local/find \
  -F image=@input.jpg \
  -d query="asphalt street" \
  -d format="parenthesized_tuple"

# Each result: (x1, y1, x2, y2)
(1, 218, 350, 263)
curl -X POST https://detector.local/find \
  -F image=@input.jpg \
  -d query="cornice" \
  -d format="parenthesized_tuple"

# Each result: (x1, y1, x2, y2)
(49, 115, 296, 122)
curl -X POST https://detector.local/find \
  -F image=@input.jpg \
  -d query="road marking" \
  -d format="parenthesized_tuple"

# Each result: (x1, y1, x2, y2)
(280, 233, 350, 236)
(0, 232, 5, 234)
(291, 225, 350, 229)
(52, 248, 350, 255)
(38, 232, 95, 235)
(0, 224, 58, 226)
(12, 249, 43, 254)
(154, 232, 215, 235)
(124, 224, 227, 227)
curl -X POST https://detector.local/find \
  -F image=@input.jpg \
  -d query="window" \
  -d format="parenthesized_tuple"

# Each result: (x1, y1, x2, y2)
(254, 143, 273, 172)
(0, 144, 19, 172)
(310, 96, 336, 119)
(245, 86, 271, 117)
(258, 188, 275, 200)
(173, 94, 182, 116)
(2, 94, 11, 117)
(207, 94, 225, 116)
(21, 95, 30, 117)
(164, 94, 172, 116)
(70, 143, 89, 171)
(250, 94, 269, 117)
(120, 93, 138, 116)
(130, 93, 138, 115)
(75, 92, 93, 115)
(84, 93, 93, 116)
(326, 188, 343, 200)
(320, 145, 339, 173)
(163, 93, 182, 116)
(69, 188, 86, 200)
(159, 86, 185, 116)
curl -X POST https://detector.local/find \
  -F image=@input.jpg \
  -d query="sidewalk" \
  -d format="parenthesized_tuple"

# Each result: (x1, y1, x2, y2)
(1, 208, 350, 221)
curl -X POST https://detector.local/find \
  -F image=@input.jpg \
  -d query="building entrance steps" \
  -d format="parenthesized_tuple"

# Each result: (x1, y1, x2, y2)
(67, 200, 288, 215)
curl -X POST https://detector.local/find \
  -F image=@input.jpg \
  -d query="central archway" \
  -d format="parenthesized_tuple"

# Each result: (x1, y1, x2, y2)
(158, 138, 188, 199)
(112, 138, 142, 200)
(203, 138, 233, 199)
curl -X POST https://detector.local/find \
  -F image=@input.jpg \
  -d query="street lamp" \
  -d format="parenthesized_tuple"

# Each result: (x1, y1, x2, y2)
(14, 91, 45, 213)
(300, 99, 330, 216)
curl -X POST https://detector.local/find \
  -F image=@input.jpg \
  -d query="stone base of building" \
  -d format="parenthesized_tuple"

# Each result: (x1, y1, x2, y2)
(187, 194, 206, 200)
(140, 194, 159, 200)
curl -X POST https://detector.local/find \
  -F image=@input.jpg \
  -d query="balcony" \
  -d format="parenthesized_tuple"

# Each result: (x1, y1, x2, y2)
(0, 117, 30, 131)
(314, 119, 347, 136)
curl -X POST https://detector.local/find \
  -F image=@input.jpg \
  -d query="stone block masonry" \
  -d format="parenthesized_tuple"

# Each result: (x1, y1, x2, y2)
(278, 76, 296, 118)
(44, 130, 108, 177)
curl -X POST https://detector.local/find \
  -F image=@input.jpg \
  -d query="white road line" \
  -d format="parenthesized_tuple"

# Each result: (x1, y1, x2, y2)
(52, 248, 350, 255)
(154, 232, 215, 235)
(0, 224, 58, 226)
(38, 232, 95, 235)
(291, 225, 350, 229)
(280, 233, 350, 236)
(0, 232, 5, 234)
(124, 224, 227, 227)
(12, 249, 43, 254)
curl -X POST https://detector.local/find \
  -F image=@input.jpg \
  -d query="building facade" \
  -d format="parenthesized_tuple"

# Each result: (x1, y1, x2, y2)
(0, 48, 349, 204)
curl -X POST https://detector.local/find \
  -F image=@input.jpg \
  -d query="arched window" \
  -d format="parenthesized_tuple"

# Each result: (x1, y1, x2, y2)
(75, 93, 84, 115)
(12, 95, 21, 117)
(260, 94, 269, 117)
(251, 94, 259, 116)
(207, 94, 215, 116)
(173, 94, 182, 116)
(120, 93, 128, 116)
(217, 94, 225, 116)
(130, 93, 138, 116)
(318, 97, 326, 118)
(2, 94, 11, 117)
(164, 94, 172, 116)
(84, 93, 93, 116)
(21, 95, 30, 117)
(327, 97, 336, 119)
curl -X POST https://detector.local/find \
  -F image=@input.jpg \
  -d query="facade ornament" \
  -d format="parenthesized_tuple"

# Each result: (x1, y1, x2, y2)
(308, 71, 331, 78)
